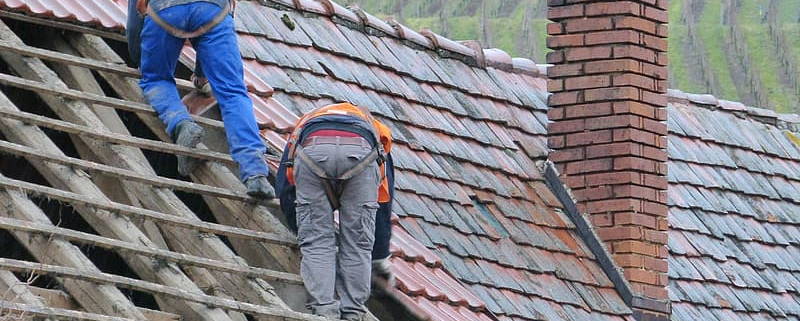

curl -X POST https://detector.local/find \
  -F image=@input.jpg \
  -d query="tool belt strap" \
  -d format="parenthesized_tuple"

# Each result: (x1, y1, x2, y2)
(295, 146, 380, 210)
(142, 1, 230, 39)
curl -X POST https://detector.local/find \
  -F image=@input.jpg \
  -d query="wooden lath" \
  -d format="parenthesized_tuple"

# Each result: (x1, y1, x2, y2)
(0, 174, 294, 248)
(0, 106, 235, 165)
(0, 15, 378, 321)
(0, 300, 136, 321)
(65, 32, 304, 274)
(0, 216, 302, 284)
(0, 258, 323, 321)
(0, 19, 305, 320)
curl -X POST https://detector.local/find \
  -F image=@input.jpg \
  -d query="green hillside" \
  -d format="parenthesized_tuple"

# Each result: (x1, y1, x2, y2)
(352, 0, 800, 114)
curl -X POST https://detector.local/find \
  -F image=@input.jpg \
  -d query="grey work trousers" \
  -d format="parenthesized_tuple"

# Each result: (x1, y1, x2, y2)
(294, 136, 379, 319)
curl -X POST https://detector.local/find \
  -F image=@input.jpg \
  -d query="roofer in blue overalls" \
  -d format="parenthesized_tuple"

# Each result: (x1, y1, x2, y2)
(127, 0, 275, 199)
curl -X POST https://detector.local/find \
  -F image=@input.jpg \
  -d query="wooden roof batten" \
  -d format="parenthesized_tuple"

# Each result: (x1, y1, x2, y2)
(0, 17, 355, 321)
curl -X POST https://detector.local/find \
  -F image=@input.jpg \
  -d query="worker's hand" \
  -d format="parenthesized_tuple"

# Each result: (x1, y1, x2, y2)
(372, 257, 395, 289)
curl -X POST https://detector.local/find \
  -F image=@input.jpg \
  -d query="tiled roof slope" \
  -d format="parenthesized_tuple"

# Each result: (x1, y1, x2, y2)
(666, 90, 800, 321)
(0, 0, 635, 320)
(233, 2, 633, 320)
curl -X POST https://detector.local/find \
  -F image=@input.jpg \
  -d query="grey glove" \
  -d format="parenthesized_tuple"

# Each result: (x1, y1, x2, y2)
(372, 257, 395, 289)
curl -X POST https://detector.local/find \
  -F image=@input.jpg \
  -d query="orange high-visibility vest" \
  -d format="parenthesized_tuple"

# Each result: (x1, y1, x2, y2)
(285, 103, 392, 202)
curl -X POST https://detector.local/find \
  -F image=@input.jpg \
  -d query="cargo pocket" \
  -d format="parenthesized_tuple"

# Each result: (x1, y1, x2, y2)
(355, 202, 378, 250)
(294, 200, 313, 246)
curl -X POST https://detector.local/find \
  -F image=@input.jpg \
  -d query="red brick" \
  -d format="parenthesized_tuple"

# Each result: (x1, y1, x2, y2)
(615, 212, 657, 229)
(550, 147, 586, 163)
(655, 51, 668, 66)
(613, 45, 657, 63)
(564, 102, 613, 119)
(642, 145, 668, 162)
(566, 130, 613, 147)
(547, 22, 564, 35)
(548, 79, 565, 92)
(655, 0, 669, 10)
(564, 175, 587, 190)
(564, 158, 614, 174)
(586, 141, 639, 158)
(643, 5, 668, 23)
(613, 240, 660, 256)
(613, 128, 662, 147)
(565, 75, 611, 90)
(613, 185, 662, 202)
(573, 185, 613, 201)
(585, 1, 641, 17)
(656, 244, 668, 258)
(548, 63, 584, 78)
(584, 86, 639, 102)
(643, 200, 669, 216)
(624, 268, 667, 286)
(584, 58, 641, 74)
(656, 217, 669, 231)
(590, 213, 614, 227)
(641, 173, 668, 190)
(642, 34, 667, 51)
(548, 91, 580, 107)
(547, 50, 566, 64)
(631, 282, 669, 301)
(643, 228, 668, 245)
(565, 17, 613, 33)
(586, 198, 640, 214)
(586, 114, 640, 130)
(585, 171, 639, 187)
(548, 106, 566, 120)
(642, 118, 668, 135)
(612, 101, 661, 119)
(614, 16, 658, 34)
(645, 256, 668, 273)
(655, 108, 668, 121)
(548, 4, 584, 21)
(614, 253, 646, 269)
(642, 62, 668, 80)
(614, 156, 663, 173)
(585, 30, 640, 46)
(565, 46, 613, 61)
(548, 135, 566, 149)
(612, 73, 656, 91)
(656, 23, 668, 37)
(547, 33, 585, 48)
(548, 118, 585, 134)
(598, 226, 642, 241)
(656, 80, 668, 92)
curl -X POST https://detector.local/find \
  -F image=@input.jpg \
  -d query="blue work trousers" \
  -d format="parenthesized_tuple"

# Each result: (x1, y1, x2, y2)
(139, 2, 269, 181)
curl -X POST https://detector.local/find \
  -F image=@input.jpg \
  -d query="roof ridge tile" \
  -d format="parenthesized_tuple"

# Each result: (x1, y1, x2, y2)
(386, 19, 434, 49)
(257, 0, 539, 75)
(667, 88, 800, 129)
(345, 4, 398, 37)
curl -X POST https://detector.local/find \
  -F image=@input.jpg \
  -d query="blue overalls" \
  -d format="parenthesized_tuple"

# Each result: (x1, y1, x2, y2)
(133, 0, 270, 181)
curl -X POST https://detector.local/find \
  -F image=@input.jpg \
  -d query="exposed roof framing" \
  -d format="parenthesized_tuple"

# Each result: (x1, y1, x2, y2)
(0, 15, 341, 321)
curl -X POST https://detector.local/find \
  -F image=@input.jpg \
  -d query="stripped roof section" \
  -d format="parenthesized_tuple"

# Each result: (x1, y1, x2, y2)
(666, 89, 800, 321)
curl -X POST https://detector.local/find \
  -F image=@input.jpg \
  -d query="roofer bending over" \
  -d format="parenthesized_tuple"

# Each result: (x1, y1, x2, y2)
(276, 103, 396, 320)
(130, 0, 274, 198)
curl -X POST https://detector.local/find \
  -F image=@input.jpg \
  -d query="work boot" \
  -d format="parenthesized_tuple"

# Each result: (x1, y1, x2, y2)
(191, 74, 212, 96)
(172, 120, 205, 176)
(244, 175, 276, 199)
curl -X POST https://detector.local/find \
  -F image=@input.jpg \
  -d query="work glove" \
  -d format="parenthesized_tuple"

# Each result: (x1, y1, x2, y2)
(372, 257, 395, 289)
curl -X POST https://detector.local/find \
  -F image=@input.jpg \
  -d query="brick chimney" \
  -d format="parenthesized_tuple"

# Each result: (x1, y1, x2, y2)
(545, 1, 670, 320)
